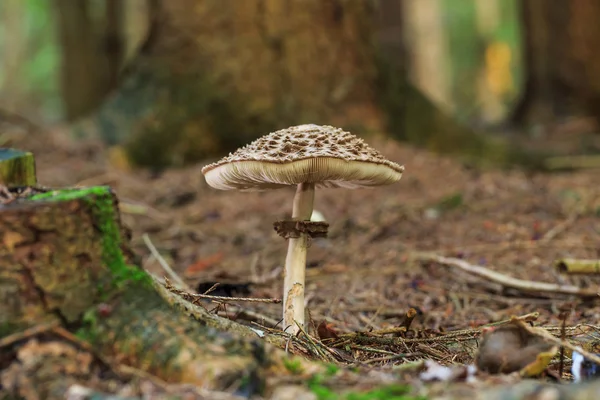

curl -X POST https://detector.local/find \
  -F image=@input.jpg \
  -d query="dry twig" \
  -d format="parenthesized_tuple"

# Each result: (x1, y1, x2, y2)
(414, 253, 598, 298)
(143, 233, 191, 290)
(0, 322, 60, 348)
(540, 215, 578, 242)
(165, 279, 281, 304)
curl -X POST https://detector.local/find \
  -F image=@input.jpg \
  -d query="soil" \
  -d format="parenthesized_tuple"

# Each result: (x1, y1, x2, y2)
(3, 125, 600, 394)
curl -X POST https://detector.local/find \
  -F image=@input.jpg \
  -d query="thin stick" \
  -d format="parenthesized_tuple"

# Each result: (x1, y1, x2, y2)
(202, 282, 221, 295)
(0, 321, 60, 348)
(414, 253, 598, 298)
(164, 278, 280, 303)
(541, 215, 577, 242)
(438, 238, 598, 255)
(161, 276, 281, 326)
(142, 233, 191, 290)
(364, 353, 418, 364)
(559, 312, 567, 380)
(218, 308, 280, 327)
(183, 292, 281, 303)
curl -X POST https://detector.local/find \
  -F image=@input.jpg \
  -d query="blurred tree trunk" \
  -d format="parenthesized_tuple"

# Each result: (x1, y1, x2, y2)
(77, 0, 541, 169)
(104, 0, 125, 86)
(54, 0, 125, 120)
(1, 0, 26, 112)
(375, 0, 540, 168)
(510, 0, 567, 125)
(82, 0, 379, 167)
(402, 0, 452, 112)
(513, 0, 600, 127)
(564, 0, 600, 123)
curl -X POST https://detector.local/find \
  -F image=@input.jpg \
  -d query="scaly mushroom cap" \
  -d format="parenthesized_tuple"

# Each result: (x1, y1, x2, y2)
(202, 124, 405, 191)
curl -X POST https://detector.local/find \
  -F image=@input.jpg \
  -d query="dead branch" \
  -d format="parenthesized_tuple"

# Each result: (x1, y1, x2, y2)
(414, 252, 599, 298)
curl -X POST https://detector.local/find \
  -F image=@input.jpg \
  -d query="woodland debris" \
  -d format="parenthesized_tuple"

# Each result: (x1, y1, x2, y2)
(555, 258, 600, 274)
(544, 154, 600, 170)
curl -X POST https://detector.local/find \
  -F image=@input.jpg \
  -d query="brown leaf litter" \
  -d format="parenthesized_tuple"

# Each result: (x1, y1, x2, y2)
(6, 127, 600, 389)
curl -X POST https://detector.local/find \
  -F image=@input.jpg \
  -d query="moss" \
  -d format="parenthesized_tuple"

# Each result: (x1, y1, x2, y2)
(0, 321, 24, 338)
(345, 385, 426, 400)
(30, 186, 150, 288)
(307, 377, 425, 400)
(283, 357, 304, 375)
(307, 369, 424, 400)
(75, 308, 100, 343)
(324, 363, 340, 376)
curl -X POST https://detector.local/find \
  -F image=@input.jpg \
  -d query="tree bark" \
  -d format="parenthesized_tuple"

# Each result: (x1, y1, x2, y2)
(0, 148, 36, 186)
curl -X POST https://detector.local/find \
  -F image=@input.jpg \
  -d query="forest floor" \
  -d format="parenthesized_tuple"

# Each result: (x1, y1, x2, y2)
(5, 126, 600, 398)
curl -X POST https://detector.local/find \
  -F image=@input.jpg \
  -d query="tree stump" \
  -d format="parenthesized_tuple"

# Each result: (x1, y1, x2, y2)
(0, 163, 275, 398)
(0, 148, 36, 186)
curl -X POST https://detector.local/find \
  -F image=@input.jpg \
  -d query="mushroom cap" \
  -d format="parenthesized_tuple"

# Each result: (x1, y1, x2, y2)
(202, 124, 405, 191)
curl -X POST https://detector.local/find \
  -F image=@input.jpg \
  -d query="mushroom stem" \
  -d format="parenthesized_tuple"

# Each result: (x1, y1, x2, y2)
(283, 182, 315, 334)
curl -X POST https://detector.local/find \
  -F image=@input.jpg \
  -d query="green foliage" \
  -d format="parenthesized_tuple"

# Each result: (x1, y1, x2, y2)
(325, 363, 341, 376)
(0, 0, 62, 120)
(75, 308, 100, 343)
(441, 0, 523, 121)
(443, 0, 479, 118)
(346, 385, 424, 400)
(306, 367, 425, 400)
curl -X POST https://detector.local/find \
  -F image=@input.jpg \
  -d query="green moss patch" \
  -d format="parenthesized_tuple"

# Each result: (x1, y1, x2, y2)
(30, 186, 149, 288)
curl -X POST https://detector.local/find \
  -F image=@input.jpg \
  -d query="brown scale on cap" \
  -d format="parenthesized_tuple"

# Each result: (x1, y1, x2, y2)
(202, 124, 404, 191)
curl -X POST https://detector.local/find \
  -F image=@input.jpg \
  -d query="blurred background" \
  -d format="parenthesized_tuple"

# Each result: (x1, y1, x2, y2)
(1, 0, 600, 170)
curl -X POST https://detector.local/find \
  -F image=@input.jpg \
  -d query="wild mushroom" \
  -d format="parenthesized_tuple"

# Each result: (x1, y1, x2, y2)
(201, 124, 404, 334)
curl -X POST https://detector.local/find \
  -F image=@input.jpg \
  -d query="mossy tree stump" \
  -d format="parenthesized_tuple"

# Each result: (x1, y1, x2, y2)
(0, 148, 36, 186)
(0, 153, 277, 397)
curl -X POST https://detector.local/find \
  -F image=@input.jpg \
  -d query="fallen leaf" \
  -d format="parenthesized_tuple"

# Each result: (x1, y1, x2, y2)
(184, 252, 224, 276)
(317, 321, 339, 340)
